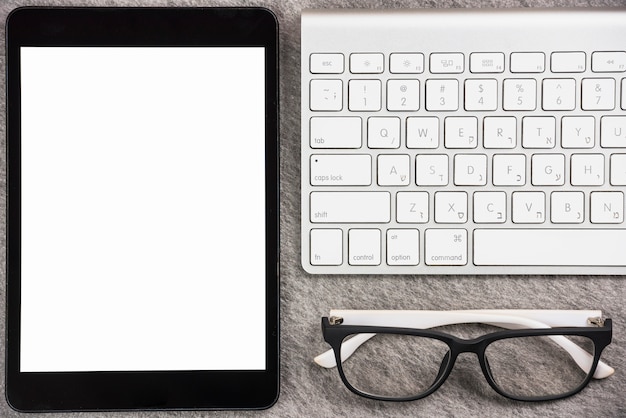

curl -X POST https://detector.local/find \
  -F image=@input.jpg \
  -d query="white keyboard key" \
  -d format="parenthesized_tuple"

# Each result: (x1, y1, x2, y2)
(310, 229, 342, 265)
(406, 117, 439, 149)
(390, 53, 424, 74)
(368, 117, 400, 148)
(522, 116, 556, 148)
(551, 52, 586, 73)
(483, 117, 516, 149)
(426, 79, 459, 111)
(445, 116, 478, 149)
(571, 154, 604, 186)
(474, 229, 626, 266)
(348, 229, 381, 265)
(387, 229, 419, 266)
(510, 52, 545, 73)
(473, 192, 506, 223)
(350, 53, 384, 73)
(387, 79, 419, 111)
(435, 192, 468, 223)
(611, 154, 626, 185)
(503, 79, 536, 110)
(430, 53, 464, 74)
(349, 79, 381, 111)
(470, 52, 505, 73)
(310, 79, 342, 111)
(600, 116, 626, 148)
(592, 51, 626, 72)
(493, 154, 526, 186)
(464, 79, 498, 111)
(512, 192, 545, 224)
(311, 117, 361, 149)
(416, 154, 449, 186)
(310, 192, 390, 223)
(396, 192, 429, 223)
(531, 154, 565, 186)
(551, 192, 584, 223)
(378, 154, 410, 186)
(454, 154, 487, 186)
(582, 78, 615, 110)
(310, 53, 344, 74)
(591, 192, 624, 224)
(561, 116, 595, 149)
(623, 78, 626, 110)
(542, 79, 576, 111)
(425, 229, 467, 266)
(310, 154, 371, 186)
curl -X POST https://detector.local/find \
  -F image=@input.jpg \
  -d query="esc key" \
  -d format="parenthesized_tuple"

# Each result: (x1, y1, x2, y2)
(310, 53, 344, 73)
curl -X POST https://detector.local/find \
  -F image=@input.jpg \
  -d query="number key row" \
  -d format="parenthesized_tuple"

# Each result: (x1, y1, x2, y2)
(309, 78, 626, 111)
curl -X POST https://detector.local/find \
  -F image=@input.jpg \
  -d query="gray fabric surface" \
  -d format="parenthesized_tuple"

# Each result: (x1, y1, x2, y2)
(2, 0, 626, 416)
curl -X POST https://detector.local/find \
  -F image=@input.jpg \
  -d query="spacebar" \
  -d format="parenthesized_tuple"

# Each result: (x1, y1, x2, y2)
(474, 229, 626, 266)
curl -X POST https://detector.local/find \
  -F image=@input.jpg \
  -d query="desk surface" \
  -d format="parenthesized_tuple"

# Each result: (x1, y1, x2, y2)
(1, 0, 625, 416)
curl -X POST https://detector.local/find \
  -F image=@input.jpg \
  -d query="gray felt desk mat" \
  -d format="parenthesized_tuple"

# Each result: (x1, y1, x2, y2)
(1, 0, 625, 416)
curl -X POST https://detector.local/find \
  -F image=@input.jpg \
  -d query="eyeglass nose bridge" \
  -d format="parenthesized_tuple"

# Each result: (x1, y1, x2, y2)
(429, 338, 493, 387)
(446, 338, 495, 370)
(445, 335, 490, 356)
(427, 338, 487, 377)
(419, 339, 490, 398)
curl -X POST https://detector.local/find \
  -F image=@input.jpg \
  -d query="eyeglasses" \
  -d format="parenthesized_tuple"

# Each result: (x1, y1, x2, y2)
(316, 310, 613, 402)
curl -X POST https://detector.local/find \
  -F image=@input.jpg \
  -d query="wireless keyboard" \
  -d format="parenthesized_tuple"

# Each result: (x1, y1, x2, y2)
(301, 8, 626, 275)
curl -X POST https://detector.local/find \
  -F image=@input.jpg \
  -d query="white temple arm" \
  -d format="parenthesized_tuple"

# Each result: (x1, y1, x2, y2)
(314, 310, 613, 379)
(330, 309, 601, 328)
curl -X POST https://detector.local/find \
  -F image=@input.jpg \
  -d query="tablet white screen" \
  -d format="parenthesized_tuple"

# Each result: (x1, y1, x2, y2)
(19, 47, 266, 372)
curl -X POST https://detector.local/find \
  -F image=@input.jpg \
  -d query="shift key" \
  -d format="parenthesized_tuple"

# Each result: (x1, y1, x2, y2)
(310, 192, 390, 223)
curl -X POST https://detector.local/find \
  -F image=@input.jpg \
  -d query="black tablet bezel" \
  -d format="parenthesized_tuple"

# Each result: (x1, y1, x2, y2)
(6, 7, 279, 411)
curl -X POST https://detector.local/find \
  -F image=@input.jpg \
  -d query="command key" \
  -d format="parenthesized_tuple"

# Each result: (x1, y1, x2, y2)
(425, 229, 467, 266)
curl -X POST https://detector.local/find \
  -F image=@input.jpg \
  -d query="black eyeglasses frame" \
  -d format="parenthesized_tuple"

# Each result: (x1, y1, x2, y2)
(321, 316, 612, 402)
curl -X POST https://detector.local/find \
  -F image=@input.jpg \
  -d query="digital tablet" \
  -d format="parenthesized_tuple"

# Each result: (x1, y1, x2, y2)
(6, 7, 279, 411)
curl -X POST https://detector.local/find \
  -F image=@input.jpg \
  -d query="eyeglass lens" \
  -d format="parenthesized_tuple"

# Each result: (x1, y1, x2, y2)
(340, 334, 449, 398)
(485, 335, 594, 399)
